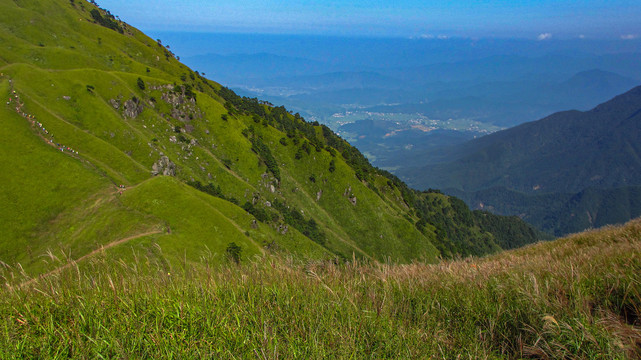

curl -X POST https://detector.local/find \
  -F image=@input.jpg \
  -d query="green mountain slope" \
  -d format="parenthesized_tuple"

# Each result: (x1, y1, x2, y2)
(0, 0, 540, 275)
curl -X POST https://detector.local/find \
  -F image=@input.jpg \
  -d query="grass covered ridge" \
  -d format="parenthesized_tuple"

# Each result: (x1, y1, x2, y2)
(0, 0, 545, 276)
(3, 218, 640, 358)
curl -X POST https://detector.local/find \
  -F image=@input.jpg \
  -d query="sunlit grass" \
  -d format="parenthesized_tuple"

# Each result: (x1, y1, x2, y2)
(2, 219, 640, 358)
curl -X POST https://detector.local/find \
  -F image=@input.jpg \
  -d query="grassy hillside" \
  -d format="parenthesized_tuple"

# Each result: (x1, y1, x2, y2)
(0, 0, 541, 278)
(2, 217, 640, 358)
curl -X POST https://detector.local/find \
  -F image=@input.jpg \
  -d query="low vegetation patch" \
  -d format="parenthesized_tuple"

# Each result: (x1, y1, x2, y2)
(2, 219, 640, 358)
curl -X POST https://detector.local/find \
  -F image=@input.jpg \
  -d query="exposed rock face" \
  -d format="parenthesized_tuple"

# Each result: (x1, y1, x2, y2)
(123, 97, 143, 118)
(343, 186, 356, 205)
(151, 156, 176, 176)
(160, 86, 200, 127)
(277, 224, 289, 235)
(109, 98, 120, 109)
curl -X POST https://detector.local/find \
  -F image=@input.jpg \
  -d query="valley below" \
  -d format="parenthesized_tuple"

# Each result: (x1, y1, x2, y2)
(1, 0, 640, 357)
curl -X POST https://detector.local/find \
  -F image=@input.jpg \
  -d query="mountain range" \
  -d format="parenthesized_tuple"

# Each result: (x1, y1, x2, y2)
(402, 86, 641, 235)
(0, 0, 542, 277)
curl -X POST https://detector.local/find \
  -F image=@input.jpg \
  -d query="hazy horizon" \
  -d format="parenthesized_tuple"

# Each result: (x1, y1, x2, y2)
(98, 0, 641, 40)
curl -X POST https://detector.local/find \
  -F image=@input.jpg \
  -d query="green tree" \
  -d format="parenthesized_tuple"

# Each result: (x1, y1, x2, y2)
(137, 77, 145, 90)
(226, 242, 242, 264)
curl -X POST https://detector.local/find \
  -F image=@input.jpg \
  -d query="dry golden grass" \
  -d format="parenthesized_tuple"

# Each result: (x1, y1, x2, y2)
(2, 219, 640, 358)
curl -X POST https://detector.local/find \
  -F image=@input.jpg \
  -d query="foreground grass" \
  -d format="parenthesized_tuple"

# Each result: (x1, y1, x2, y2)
(2, 220, 641, 358)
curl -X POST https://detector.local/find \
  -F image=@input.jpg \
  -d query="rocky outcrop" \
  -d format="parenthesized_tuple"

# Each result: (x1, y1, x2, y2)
(277, 224, 289, 235)
(151, 156, 176, 176)
(160, 86, 201, 127)
(109, 98, 120, 109)
(344, 186, 356, 205)
(123, 97, 143, 118)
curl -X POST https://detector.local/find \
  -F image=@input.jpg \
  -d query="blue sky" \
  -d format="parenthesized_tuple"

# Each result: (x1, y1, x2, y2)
(98, 0, 641, 39)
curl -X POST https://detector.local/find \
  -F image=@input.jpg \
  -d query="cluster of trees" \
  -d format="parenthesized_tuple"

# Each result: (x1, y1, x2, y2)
(241, 202, 271, 223)
(414, 194, 500, 257)
(188, 180, 326, 247)
(89, 8, 123, 34)
(272, 200, 325, 246)
(241, 199, 325, 247)
(472, 211, 541, 250)
(186, 181, 239, 205)
(248, 133, 280, 181)
(412, 193, 540, 258)
(137, 77, 145, 90)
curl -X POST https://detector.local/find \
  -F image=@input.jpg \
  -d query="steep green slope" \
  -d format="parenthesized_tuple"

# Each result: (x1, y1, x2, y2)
(0, 0, 540, 276)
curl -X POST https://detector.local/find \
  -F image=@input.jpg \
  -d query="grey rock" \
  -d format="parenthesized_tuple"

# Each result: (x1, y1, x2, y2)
(278, 224, 289, 235)
(109, 98, 120, 109)
(123, 97, 143, 118)
(151, 155, 176, 176)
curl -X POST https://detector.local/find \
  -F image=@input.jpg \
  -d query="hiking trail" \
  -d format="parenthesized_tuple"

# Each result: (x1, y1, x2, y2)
(19, 229, 164, 288)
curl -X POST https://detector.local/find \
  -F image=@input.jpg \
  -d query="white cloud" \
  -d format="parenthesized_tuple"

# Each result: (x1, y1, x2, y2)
(578, 34, 585, 39)
(621, 34, 638, 40)
(537, 33, 552, 41)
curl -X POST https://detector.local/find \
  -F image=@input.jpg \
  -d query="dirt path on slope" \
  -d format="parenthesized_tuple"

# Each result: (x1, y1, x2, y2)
(20, 230, 164, 288)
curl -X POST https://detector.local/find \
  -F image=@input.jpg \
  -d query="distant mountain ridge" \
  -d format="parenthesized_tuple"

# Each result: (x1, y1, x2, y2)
(365, 69, 639, 127)
(404, 85, 641, 193)
(401, 85, 641, 235)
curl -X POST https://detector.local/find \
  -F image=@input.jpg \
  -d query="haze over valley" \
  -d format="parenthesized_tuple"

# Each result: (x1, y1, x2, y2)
(153, 33, 641, 172)
(2, 0, 641, 357)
